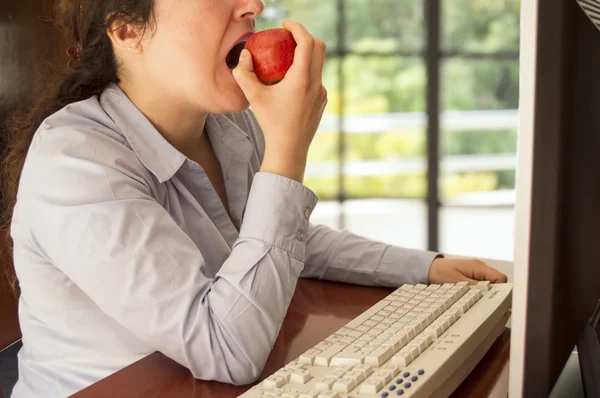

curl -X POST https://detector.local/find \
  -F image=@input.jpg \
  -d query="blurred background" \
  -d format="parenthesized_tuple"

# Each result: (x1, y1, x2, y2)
(258, 0, 521, 261)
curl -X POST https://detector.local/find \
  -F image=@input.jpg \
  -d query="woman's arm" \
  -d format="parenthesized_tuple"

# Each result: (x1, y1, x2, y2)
(15, 125, 317, 385)
(300, 223, 439, 287)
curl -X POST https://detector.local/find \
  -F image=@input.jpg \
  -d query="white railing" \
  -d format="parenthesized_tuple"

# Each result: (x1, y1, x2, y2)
(308, 109, 519, 178)
(317, 109, 519, 134)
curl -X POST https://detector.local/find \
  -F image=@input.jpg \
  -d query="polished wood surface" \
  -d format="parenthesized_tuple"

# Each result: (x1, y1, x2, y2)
(73, 279, 510, 398)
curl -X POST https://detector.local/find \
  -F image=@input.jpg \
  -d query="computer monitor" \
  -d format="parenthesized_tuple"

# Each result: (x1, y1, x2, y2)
(509, 0, 600, 397)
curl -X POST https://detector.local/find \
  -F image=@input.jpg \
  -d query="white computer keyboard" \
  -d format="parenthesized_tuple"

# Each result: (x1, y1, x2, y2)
(240, 281, 512, 398)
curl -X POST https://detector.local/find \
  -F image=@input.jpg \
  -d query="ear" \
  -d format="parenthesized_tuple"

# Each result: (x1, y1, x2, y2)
(106, 20, 145, 54)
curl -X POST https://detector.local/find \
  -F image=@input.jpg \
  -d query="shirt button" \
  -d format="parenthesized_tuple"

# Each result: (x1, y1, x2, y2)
(303, 206, 312, 220)
(297, 230, 306, 242)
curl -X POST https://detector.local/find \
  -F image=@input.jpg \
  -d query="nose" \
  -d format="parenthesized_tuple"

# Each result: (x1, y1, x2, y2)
(234, 0, 264, 22)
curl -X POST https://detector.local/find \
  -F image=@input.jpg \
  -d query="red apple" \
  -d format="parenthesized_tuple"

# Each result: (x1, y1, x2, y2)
(244, 28, 297, 85)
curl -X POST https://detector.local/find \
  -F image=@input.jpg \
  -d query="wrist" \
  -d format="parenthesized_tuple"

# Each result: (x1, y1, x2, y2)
(261, 151, 308, 183)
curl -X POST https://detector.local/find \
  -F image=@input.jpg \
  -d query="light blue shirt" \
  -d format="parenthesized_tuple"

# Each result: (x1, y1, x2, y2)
(10, 83, 439, 397)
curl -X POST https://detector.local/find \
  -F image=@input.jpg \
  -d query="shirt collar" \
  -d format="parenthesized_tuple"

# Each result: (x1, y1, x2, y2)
(99, 83, 187, 183)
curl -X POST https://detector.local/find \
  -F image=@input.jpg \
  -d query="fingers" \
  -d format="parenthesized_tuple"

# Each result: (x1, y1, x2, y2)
(282, 20, 315, 78)
(468, 260, 508, 283)
(232, 49, 261, 101)
(311, 38, 326, 80)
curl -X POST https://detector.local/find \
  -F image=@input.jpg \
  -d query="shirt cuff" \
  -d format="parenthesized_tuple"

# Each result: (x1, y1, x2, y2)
(379, 246, 442, 285)
(239, 172, 319, 261)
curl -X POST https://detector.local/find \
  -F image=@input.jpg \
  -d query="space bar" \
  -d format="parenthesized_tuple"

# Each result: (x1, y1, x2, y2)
(345, 299, 391, 329)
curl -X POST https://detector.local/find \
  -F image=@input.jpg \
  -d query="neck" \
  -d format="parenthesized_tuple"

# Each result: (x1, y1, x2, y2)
(118, 80, 208, 158)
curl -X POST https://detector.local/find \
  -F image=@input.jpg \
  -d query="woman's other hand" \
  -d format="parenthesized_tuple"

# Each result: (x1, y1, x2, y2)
(428, 257, 508, 285)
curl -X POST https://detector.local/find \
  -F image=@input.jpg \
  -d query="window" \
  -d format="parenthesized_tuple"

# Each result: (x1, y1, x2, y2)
(257, 0, 520, 260)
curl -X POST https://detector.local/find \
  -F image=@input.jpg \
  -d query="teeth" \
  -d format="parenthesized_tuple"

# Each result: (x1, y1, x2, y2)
(226, 40, 247, 69)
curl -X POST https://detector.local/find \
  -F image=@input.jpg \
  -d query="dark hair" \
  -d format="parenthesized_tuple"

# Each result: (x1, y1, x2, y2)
(0, 0, 155, 293)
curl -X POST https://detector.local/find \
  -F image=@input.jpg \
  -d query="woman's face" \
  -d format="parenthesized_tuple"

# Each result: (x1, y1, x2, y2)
(140, 0, 264, 114)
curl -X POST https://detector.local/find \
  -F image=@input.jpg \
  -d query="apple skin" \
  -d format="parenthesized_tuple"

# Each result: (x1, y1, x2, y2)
(245, 28, 297, 85)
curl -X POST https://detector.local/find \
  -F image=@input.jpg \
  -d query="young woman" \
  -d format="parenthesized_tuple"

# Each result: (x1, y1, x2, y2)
(0, 0, 507, 396)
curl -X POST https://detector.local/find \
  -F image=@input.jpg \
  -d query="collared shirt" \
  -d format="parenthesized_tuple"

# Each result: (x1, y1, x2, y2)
(10, 83, 438, 397)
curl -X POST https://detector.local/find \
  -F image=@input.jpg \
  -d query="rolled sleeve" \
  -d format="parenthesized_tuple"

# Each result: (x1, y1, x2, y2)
(239, 172, 319, 261)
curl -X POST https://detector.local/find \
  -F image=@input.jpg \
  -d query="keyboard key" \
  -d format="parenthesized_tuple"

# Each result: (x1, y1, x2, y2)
(316, 393, 340, 398)
(346, 370, 366, 384)
(299, 390, 320, 398)
(285, 361, 306, 371)
(314, 342, 333, 352)
(365, 346, 394, 366)
(332, 369, 348, 379)
(275, 368, 293, 382)
(264, 388, 284, 397)
(380, 364, 401, 377)
(365, 329, 380, 338)
(332, 376, 357, 393)
(391, 352, 412, 367)
(315, 376, 338, 391)
(403, 345, 420, 358)
(340, 336, 356, 345)
(335, 327, 352, 336)
(263, 375, 287, 389)
(343, 345, 360, 353)
(373, 370, 394, 384)
(361, 377, 385, 394)
(299, 348, 321, 365)
(418, 369, 425, 375)
(290, 369, 313, 384)
(282, 391, 299, 398)
(346, 330, 364, 339)
(477, 281, 491, 291)
(363, 320, 377, 328)
(355, 325, 370, 333)
(390, 332, 411, 346)
(353, 339, 368, 348)
(315, 343, 347, 366)
(325, 335, 343, 344)
(382, 339, 402, 353)
(352, 363, 374, 378)
(330, 352, 367, 366)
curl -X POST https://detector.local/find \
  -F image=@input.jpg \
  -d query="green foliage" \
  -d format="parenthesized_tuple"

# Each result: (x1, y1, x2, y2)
(257, 1, 521, 200)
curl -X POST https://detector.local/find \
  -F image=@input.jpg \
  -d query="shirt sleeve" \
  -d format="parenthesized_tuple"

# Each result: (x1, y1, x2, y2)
(301, 223, 440, 287)
(15, 126, 318, 385)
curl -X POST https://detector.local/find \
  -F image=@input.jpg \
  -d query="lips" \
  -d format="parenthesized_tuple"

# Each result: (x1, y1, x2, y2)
(226, 31, 254, 69)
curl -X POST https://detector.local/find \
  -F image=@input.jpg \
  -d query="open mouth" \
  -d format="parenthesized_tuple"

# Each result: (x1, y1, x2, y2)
(226, 40, 248, 69)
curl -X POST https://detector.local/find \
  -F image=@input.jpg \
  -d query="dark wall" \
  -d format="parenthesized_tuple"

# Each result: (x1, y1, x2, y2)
(0, 0, 67, 126)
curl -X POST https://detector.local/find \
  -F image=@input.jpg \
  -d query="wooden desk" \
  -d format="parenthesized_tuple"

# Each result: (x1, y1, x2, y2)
(72, 279, 510, 398)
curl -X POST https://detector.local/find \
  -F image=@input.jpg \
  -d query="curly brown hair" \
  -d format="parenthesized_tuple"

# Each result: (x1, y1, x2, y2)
(0, 0, 155, 293)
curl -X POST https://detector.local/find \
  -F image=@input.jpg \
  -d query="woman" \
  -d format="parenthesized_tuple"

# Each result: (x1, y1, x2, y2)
(0, 0, 507, 396)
